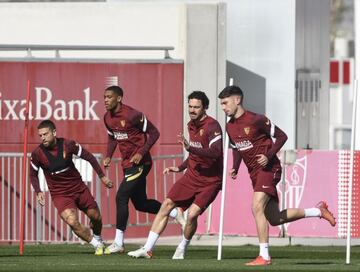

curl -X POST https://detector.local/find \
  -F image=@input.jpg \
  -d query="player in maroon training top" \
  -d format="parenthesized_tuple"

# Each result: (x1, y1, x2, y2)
(30, 120, 112, 255)
(218, 85, 336, 266)
(128, 91, 223, 260)
(102, 86, 184, 254)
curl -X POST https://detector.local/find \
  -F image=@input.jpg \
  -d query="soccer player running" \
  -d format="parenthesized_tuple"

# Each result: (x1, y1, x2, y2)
(103, 86, 185, 254)
(127, 91, 223, 259)
(218, 85, 336, 266)
(30, 120, 112, 255)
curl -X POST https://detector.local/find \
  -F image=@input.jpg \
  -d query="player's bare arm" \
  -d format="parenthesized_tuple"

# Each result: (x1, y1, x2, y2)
(37, 192, 45, 206)
(163, 166, 180, 174)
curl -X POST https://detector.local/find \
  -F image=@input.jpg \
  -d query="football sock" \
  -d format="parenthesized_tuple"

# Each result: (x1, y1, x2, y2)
(144, 231, 159, 251)
(304, 208, 321, 217)
(93, 234, 102, 242)
(114, 229, 124, 246)
(90, 237, 101, 248)
(169, 208, 178, 218)
(259, 243, 270, 260)
(177, 235, 190, 250)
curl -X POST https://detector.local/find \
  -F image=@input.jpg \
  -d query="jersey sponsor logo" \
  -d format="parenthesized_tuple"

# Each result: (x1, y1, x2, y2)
(199, 129, 204, 136)
(114, 131, 128, 140)
(214, 131, 221, 136)
(244, 127, 250, 135)
(235, 140, 253, 151)
(189, 141, 203, 148)
(120, 120, 126, 127)
(140, 114, 144, 122)
(265, 119, 270, 125)
(262, 185, 270, 189)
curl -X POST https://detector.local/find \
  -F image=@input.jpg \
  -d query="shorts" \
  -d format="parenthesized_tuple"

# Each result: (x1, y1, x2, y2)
(167, 175, 221, 214)
(52, 186, 98, 214)
(251, 167, 282, 202)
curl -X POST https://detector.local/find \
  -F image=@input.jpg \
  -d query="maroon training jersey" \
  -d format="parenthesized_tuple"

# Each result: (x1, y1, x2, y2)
(103, 104, 159, 169)
(30, 138, 105, 196)
(226, 111, 287, 176)
(179, 115, 223, 186)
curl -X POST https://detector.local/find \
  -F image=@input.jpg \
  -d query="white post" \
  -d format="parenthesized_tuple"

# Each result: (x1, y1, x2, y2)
(217, 78, 233, 260)
(346, 79, 358, 264)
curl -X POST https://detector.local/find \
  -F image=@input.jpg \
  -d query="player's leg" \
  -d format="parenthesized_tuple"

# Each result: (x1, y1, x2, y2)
(129, 168, 161, 214)
(130, 166, 185, 228)
(86, 207, 102, 236)
(172, 203, 201, 260)
(265, 198, 305, 225)
(84, 207, 106, 255)
(128, 177, 193, 259)
(249, 191, 272, 263)
(61, 208, 92, 242)
(265, 199, 336, 226)
(127, 198, 177, 259)
(172, 182, 221, 260)
(105, 175, 136, 254)
(246, 170, 277, 266)
(78, 186, 103, 239)
(54, 194, 103, 255)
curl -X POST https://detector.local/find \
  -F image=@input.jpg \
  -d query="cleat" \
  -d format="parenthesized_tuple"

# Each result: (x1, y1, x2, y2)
(127, 247, 152, 259)
(172, 247, 185, 259)
(94, 243, 104, 256)
(316, 201, 336, 227)
(245, 256, 272, 266)
(175, 208, 186, 231)
(104, 242, 125, 255)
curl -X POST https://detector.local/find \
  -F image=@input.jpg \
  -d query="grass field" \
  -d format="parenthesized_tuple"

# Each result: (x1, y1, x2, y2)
(0, 243, 360, 272)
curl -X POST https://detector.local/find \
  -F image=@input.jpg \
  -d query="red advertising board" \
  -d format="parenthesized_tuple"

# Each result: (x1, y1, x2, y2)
(0, 61, 184, 155)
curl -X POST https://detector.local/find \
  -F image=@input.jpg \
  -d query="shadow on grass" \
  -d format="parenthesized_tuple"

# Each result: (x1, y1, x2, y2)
(295, 261, 335, 265)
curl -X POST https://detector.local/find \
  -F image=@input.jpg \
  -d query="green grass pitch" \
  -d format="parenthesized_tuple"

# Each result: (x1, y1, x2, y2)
(0, 244, 359, 271)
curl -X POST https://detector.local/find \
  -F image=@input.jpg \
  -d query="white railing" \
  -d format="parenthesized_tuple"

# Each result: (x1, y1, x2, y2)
(0, 152, 183, 243)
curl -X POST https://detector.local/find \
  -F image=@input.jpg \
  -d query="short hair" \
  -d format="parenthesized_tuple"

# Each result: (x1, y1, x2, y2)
(218, 85, 244, 103)
(105, 85, 123, 97)
(188, 91, 209, 109)
(37, 120, 56, 131)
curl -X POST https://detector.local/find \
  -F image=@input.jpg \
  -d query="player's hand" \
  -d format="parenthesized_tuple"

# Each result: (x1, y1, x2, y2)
(103, 157, 111, 168)
(37, 192, 45, 206)
(178, 133, 190, 150)
(101, 176, 113, 188)
(163, 166, 180, 174)
(256, 154, 269, 167)
(130, 153, 143, 164)
(229, 169, 238, 180)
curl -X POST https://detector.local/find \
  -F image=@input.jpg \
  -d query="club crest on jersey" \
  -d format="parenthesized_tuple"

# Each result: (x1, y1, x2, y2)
(120, 120, 126, 127)
(199, 129, 204, 136)
(244, 127, 250, 135)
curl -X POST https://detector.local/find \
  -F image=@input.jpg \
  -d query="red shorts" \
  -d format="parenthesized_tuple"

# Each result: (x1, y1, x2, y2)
(52, 186, 98, 214)
(167, 175, 221, 214)
(251, 168, 282, 202)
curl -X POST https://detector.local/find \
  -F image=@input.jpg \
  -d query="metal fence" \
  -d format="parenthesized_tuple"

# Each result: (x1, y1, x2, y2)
(0, 152, 183, 243)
